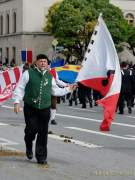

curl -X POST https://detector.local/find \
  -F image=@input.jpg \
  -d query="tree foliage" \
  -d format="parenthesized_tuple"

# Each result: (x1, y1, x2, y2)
(127, 26, 135, 55)
(43, 1, 61, 32)
(44, 0, 134, 62)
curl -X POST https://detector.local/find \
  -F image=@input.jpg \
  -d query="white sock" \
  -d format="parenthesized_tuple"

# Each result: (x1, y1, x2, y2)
(50, 109, 56, 121)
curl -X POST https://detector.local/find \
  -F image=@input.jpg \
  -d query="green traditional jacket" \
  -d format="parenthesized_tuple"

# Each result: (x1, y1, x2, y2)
(23, 68, 52, 109)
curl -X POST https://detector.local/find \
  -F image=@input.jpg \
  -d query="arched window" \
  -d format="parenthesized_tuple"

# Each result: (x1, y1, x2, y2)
(12, 12, 16, 33)
(5, 47, 9, 64)
(6, 13, 10, 34)
(0, 15, 3, 35)
(125, 13, 134, 25)
(12, 46, 16, 63)
(0, 48, 2, 63)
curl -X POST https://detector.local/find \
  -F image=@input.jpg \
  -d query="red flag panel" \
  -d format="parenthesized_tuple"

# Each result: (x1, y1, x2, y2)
(27, 50, 32, 63)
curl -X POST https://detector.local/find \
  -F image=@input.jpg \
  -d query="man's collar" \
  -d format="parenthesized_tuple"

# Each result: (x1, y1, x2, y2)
(35, 67, 47, 75)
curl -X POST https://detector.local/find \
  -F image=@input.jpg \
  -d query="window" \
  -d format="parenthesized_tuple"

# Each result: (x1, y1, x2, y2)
(125, 13, 134, 25)
(0, 48, 2, 62)
(12, 12, 16, 33)
(6, 14, 10, 34)
(5, 47, 9, 64)
(10, 47, 16, 66)
(12, 46, 16, 61)
(0, 15, 3, 35)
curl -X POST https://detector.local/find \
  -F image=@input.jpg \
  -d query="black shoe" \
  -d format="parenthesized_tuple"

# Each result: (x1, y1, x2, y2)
(51, 120, 57, 125)
(37, 159, 47, 165)
(26, 150, 33, 160)
(118, 111, 124, 114)
(69, 100, 72, 106)
(89, 102, 93, 108)
(128, 107, 132, 114)
(75, 101, 78, 106)
(82, 105, 86, 108)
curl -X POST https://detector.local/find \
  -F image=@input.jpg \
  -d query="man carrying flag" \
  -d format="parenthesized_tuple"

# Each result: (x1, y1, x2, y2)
(76, 14, 121, 131)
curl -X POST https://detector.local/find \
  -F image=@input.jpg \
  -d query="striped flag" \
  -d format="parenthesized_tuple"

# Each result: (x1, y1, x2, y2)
(55, 65, 81, 83)
(21, 49, 32, 63)
(76, 15, 121, 131)
(0, 67, 22, 103)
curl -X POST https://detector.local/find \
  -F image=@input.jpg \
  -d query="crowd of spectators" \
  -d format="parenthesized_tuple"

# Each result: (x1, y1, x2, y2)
(0, 58, 16, 72)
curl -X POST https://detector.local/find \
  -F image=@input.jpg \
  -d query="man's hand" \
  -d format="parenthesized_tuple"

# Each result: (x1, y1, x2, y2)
(69, 84, 78, 91)
(14, 103, 21, 114)
(102, 78, 108, 86)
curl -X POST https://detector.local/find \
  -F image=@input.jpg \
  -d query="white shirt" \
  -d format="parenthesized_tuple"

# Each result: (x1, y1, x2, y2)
(13, 69, 71, 104)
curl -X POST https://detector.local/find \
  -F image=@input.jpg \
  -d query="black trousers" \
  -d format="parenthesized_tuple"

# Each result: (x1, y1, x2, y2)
(23, 103, 50, 161)
(118, 91, 132, 113)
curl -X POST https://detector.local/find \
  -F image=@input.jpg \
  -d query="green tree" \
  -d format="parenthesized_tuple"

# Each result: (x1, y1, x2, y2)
(43, 1, 61, 32)
(127, 27, 135, 55)
(44, 0, 133, 63)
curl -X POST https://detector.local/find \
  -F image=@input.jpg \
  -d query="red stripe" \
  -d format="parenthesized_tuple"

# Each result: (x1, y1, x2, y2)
(76, 66, 80, 70)
(50, 69, 56, 79)
(27, 50, 32, 63)
(0, 67, 21, 103)
(13, 67, 21, 82)
(97, 93, 120, 131)
(0, 94, 12, 103)
(2, 71, 11, 86)
(80, 75, 114, 97)
(63, 65, 69, 69)
(80, 77, 105, 93)
(80, 75, 116, 131)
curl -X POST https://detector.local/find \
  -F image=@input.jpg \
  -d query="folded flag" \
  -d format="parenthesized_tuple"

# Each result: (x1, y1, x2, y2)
(0, 66, 22, 104)
(21, 49, 32, 63)
(55, 65, 81, 83)
(50, 59, 65, 68)
(76, 14, 121, 131)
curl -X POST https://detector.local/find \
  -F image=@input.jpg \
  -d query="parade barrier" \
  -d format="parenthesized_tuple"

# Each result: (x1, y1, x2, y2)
(0, 67, 22, 104)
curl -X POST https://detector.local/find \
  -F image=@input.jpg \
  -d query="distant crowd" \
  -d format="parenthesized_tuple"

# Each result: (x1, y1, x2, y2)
(57, 61, 135, 115)
(1, 59, 135, 115)
(0, 58, 16, 72)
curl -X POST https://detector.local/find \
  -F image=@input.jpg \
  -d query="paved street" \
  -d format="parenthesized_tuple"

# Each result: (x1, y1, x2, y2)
(0, 99, 135, 180)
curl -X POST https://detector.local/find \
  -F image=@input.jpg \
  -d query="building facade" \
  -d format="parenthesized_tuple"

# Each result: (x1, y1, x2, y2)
(1, 0, 134, 65)
(110, 0, 135, 26)
(0, 0, 59, 65)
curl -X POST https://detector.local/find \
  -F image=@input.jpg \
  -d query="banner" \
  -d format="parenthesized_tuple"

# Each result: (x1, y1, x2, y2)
(55, 65, 80, 83)
(0, 67, 22, 104)
(50, 59, 65, 68)
(21, 49, 32, 63)
(76, 15, 121, 131)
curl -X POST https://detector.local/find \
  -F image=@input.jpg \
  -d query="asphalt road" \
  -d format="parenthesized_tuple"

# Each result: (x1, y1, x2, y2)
(0, 99, 135, 180)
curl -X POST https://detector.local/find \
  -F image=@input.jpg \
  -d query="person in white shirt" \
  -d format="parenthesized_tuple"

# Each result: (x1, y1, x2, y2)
(13, 54, 76, 165)
(50, 68, 68, 125)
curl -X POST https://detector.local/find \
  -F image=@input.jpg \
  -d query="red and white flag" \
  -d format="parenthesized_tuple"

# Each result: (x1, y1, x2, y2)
(76, 15, 121, 131)
(0, 66, 22, 104)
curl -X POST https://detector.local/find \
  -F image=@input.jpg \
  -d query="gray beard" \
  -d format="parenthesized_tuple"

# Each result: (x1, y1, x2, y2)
(40, 67, 46, 71)
(36, 67, 47, 73)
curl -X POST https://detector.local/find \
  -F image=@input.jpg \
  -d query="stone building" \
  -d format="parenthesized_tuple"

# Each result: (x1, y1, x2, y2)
(110, 0, 135, 26)
(110, 0, 135, 63)
(0, 0, 59, 65)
